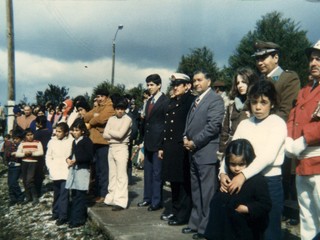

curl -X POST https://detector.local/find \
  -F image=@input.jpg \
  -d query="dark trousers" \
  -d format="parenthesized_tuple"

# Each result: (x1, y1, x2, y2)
(21, 161, 37, 199)
(8, 166, 24, 202)
(264, 175, 284, 240)
(34, 158, 45, 197)
(143, 150, 162, 206)
(171, 181, 192, 223)
(69, 189, 87, 225)
(94, 144, 109, 197)
(52, 180, 69, 220)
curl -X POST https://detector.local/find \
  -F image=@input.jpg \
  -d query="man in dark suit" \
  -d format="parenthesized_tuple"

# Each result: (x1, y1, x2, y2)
(158, 73, 195, 225)
(137, 74, 169, 211)
(182, 70, 224, 240)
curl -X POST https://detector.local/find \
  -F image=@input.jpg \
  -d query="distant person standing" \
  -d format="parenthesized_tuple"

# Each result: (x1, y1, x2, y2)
(15, 105, 36, 131)
(66, 119, 94, 228)
(103, 98, 132, 211)
(158, 73, 195, 226)
(16, 128, 44, 205)
(285, 40, 320, 240)
(83, 88, 115, 203)
(137, 74, 169, 211)
(252, 40, 300, 121)
(182, 70, 224, 239)
(46, 122, 73, 226)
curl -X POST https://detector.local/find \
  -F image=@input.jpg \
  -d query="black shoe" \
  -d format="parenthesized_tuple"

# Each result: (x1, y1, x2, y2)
(112, 205, 125, 211)
(9, 200, 17, 207)
(49, 215, 59, 221)
(160, 213, 175, 221)
(182, 227, 197, 234)
(192, 233, 206, 239)
(22, 199, 32, 205)
(55, 218, 68, 226)
(148, 205, 163, 211)
(137, 201, 150, 207)
(168, 219, 187, 226)
(68, 222, 85, 229)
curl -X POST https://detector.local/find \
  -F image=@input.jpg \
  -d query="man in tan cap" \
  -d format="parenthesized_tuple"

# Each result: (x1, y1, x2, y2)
(286, 40, 320, 240)
(253, 40, 300, 121)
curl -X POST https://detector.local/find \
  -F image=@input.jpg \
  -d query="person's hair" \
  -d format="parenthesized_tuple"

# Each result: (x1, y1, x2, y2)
(193, 70, 212, 81)
(114, 98, 128, 110)
(35, 115, 47, 129)
(70, 118, 90, 137)
(56, 122, 69, 134)
(146, 74, 162, 85)
(247, 80, 278, 114)
(23, 128, 33, 139)
(225, 139, 256, 174)
(12, 129, 23, 139)
(229, 67, 259, 99)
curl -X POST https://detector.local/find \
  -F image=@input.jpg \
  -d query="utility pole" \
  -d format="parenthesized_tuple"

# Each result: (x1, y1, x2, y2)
(6, 0, 16, 133)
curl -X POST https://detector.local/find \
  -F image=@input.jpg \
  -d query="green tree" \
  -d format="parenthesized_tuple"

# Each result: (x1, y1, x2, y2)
(36, 84, 69, 107)
(177, 47, 220, 81)
(127, 83, 144, 109)
(91, 81, 125, 103)
(229, 11, 311, 85)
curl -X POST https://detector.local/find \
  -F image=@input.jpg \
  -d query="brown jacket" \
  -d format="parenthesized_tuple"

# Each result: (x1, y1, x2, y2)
(267, 70, 300, 122)
(83, 98, 114, 145)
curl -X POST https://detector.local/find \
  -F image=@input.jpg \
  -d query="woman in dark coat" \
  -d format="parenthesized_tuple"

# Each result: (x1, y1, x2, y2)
(158, 73, 195, 225)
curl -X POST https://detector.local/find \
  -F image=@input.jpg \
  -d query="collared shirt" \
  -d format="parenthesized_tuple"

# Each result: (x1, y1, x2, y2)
(151, 91, 163, 104)
(196, 88, 211, 105)
(267, 66, 283, 81)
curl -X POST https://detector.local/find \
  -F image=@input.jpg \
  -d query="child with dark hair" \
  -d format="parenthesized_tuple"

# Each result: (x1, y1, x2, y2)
(46, 122, 73, 225)
(220, 80, 287, 240)
(34, 115, 53, 197)
(205, 139, 271, 240)
(103, 98, 132, 211)
(66, 118, 93, 228)
(7, 130, 25, 206)
(15, 128, 44, 205)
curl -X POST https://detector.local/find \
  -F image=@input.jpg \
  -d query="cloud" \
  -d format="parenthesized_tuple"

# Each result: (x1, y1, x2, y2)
(0, 49, 174, 105)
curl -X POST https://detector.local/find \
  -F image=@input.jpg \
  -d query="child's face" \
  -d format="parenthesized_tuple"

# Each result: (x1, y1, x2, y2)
(229, 154, 247, 176)
(71, 127, 82, 140)
(55, 127, 67, 140)
(115, 108, 125, 118)
(13, 137, 22, 144)
(250, 95, 272, 120)
(25, 132, 34, 142)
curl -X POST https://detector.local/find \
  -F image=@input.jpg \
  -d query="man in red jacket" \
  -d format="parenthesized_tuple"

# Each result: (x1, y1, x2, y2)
(286, 40, 320, 240)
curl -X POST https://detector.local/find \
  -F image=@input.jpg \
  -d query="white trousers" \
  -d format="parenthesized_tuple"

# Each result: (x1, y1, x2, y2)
(104, 144, 129, 208)
(296, 174, 320, 240)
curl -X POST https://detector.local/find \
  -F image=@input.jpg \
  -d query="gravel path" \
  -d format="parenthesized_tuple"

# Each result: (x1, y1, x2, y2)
(0, 164, 108, 240)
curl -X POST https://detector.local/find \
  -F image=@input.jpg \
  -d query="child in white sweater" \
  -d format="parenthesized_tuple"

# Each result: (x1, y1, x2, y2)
(103, 98, 132, 211)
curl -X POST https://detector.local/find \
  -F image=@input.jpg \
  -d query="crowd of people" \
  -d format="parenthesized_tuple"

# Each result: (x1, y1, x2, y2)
(1, 39, 320, 239)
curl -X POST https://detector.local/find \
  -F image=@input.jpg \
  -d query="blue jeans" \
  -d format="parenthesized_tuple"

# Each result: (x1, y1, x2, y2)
(264, 175, 284, 240)
(52, 180, 69, 220)
(8, 165, 24, 202)
(69, 189, 87, 225)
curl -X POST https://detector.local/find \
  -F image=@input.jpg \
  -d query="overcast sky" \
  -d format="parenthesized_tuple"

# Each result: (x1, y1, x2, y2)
(0, 0, 319, 106)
